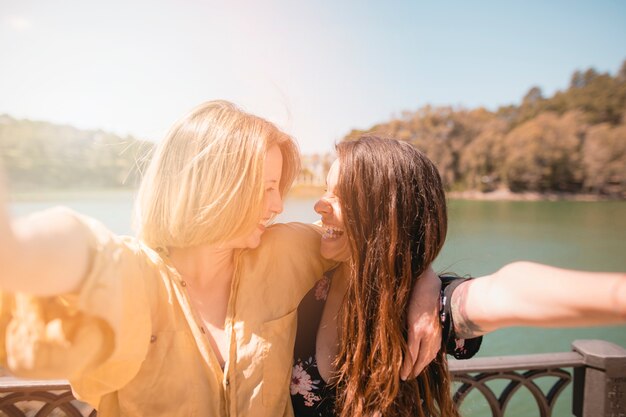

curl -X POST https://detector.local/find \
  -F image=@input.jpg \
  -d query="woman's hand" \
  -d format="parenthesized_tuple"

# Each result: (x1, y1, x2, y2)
(401, 266, 442, 380)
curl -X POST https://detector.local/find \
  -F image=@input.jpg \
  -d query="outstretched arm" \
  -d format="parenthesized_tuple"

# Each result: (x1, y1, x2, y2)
(451, 261, 626, 339)
(0, 172, 90, 296)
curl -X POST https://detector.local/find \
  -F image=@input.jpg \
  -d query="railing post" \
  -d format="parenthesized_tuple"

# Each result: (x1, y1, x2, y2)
(572, 339, 626, 417)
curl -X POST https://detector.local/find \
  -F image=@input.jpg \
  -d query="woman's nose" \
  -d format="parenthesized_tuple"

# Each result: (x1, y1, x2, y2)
(314, 198, 331, 215)
(270, 194, 283, 215)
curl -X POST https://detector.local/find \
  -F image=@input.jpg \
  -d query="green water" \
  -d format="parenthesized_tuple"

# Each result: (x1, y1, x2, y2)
(9, 195, 626, 416)
(440, 200, 626, 417)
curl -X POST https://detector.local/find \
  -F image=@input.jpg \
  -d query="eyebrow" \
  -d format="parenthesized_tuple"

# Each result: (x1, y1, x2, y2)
(265, 179, 279, 183)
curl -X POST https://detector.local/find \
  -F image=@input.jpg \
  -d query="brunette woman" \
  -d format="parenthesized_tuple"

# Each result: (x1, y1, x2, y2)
(291, 136, 626, 417)
(0, 101, 333, 417)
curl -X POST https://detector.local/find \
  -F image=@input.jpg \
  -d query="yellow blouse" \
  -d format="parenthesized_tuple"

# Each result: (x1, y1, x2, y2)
(0, 211, 331, 417)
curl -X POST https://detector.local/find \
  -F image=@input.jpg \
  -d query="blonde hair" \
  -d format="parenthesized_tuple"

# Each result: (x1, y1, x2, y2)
(134, 100, 299, 249)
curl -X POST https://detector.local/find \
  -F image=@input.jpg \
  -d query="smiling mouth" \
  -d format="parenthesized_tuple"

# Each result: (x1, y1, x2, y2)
(322, 224, 345, 240)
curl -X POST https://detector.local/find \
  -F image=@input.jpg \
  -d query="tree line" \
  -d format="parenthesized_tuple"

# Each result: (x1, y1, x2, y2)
(1, 61, 625, 196)
(343, 60, 626, 196)
(0, 115, 153, 191)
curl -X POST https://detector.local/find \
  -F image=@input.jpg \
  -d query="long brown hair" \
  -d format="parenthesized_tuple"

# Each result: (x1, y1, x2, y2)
(334, 136, 458, 417)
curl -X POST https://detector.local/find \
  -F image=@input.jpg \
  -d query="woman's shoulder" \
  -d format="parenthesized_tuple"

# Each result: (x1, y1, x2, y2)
(266, 222, 322, 236)
(260, 222, 323, 251)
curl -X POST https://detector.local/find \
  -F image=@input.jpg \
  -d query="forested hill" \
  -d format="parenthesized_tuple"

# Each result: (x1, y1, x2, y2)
(343, 60, 626, 197)
(2, 61, 625, 196)
(0, 116, 154, 191)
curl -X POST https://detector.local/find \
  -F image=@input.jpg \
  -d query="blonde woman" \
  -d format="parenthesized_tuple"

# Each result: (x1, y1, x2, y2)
(0, 102, 441, 417)
(0, 101, 334, 417)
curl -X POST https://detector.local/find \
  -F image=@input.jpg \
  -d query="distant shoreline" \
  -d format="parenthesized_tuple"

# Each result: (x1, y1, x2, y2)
(8, 185, 623, 202)
(8, 188, 136, 202)
(288, 185, 623, 201)
(446, 189, 623, 202)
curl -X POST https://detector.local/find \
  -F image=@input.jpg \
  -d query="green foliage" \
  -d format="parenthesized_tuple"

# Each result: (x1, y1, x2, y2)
(582, 122, 626, 194)
(502, 112, 585, 192)
(341, 60, 626, 197)
(0, 115, 154, 191)
(3, 60, 625, 197)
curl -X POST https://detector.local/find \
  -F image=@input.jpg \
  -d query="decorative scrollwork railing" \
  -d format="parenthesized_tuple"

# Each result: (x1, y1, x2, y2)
(449, 339, 626, 417)
(449, 352, 582, 417)
(0, 378, 95, 417)
(1, 340, 624, 417)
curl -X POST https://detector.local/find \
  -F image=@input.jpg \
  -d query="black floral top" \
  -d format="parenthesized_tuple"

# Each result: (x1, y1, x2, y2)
(291, 271, 482, 417)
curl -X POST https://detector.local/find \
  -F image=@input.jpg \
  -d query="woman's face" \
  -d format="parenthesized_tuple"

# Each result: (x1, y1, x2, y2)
(314, 160, 351, 262)
(229, 144, 284, 249)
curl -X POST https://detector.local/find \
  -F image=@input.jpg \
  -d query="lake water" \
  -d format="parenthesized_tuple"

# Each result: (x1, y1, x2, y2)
(9, 193, 626, 416)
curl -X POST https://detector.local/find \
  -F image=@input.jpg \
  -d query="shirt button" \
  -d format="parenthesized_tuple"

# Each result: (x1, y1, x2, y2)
(150, 335, 157, 343)
(225, 378, 229, 386)
(181, 280, 187, 287)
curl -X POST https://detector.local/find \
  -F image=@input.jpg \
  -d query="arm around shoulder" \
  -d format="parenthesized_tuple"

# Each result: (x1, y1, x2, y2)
(402, 267, 442, 379)
(269, 222, 337, 285)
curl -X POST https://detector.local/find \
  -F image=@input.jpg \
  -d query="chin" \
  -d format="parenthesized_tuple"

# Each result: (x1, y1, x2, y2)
(320, 244, 334, 259)
(243, 231, 265, 249)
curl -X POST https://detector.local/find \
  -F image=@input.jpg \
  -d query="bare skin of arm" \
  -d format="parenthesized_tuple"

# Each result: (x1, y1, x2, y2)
(451, 261, 626, 339)
(0, 172, 90, 296)
(402, 267, 441, 380)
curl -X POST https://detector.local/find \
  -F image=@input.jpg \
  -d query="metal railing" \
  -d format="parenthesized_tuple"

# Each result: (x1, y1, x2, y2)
(449, 339, 626, 417)
(0, 378, 95, 417)
(1, 340, 624, 417)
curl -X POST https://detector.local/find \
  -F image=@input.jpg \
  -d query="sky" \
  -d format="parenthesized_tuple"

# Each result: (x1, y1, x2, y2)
(1, 0, 625, 153)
